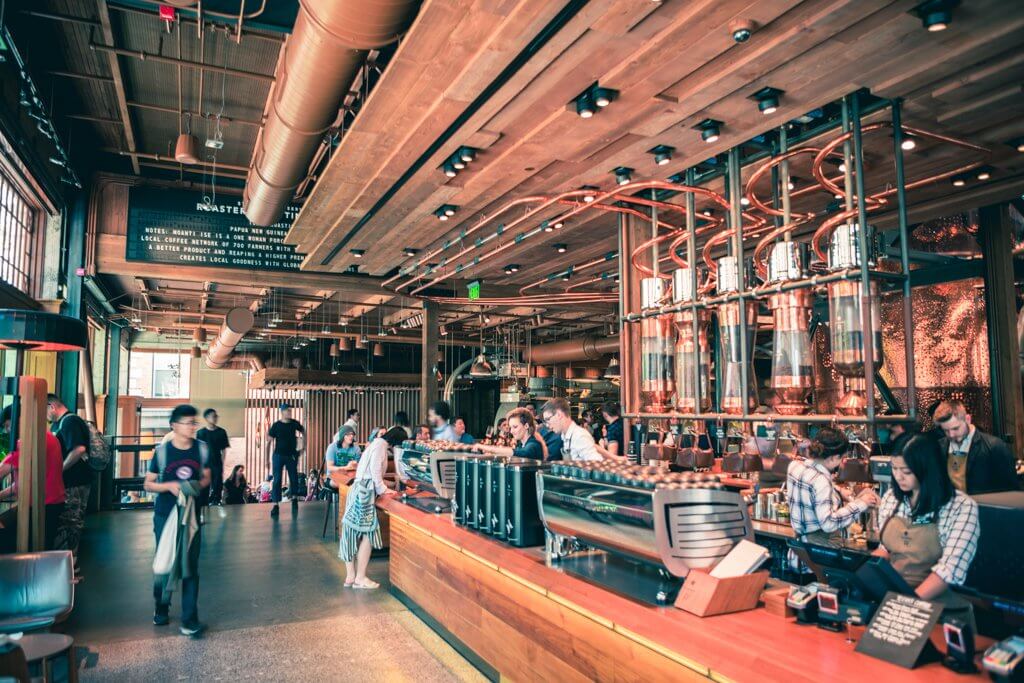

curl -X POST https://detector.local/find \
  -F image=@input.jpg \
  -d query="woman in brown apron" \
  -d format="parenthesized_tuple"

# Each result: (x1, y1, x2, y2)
(875, 435, 980, 629)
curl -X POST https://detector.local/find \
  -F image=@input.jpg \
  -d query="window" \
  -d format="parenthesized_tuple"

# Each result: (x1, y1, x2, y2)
(128, 351, 191, 399)
(0, 170, 38, 294)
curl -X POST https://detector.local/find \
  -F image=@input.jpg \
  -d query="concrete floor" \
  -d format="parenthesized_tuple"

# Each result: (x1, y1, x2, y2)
(62, 501, 484, 682)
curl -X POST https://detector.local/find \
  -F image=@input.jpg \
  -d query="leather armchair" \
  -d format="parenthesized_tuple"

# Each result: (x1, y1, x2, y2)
(0, 551, 74, 634)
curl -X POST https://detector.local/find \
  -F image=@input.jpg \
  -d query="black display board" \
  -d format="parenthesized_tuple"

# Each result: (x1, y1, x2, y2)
(855, 592, 943, 669)
(126, 187, 305, 272)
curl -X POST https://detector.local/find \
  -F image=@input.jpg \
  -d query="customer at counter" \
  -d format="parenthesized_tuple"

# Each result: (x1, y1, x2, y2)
(339, 436, 397, 590)
(415, 424, 431, 442)
(875, 435, 979, 627)
(428, 400, 457, 442)
(475, 408, 546, 460)
(541, 398, 602, 461)
(601, 402, 624, 457)
(382, 411, 412, 447)
(934, 400, 1020, 494)
(786, 427, 880, 546)
(454, 416, 476, 445)
(324, 426, 361, 486)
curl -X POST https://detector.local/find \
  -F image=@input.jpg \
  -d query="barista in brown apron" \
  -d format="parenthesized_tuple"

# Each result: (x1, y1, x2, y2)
(880, 505, 976, 631)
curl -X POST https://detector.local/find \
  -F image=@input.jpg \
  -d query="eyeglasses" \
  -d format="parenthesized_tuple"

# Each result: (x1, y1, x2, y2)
(542, 414, 556, 426)
(175, 420, 200, 427)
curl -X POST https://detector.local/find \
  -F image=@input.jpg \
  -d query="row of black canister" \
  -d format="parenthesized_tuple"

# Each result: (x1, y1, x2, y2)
(452, 455, 547, 548)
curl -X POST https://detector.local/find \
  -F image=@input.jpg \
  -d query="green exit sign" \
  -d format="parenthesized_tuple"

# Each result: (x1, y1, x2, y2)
(467, 280, 481, 300)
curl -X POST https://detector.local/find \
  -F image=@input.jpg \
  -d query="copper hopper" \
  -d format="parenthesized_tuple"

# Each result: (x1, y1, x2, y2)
(716, 256, 758, 415)
(174, 133, 200, 164)
(826, 224, 882, 415)
(672, 267, 710, 412)
(766, 242, 814, 414)
(640, 277, 674, 413)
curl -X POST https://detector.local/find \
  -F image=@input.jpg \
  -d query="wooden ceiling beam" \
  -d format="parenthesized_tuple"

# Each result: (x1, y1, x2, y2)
(95, 0, 140, 174)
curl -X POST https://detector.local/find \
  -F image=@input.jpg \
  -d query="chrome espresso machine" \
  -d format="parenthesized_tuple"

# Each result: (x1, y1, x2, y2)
(538, 460, 754, 604)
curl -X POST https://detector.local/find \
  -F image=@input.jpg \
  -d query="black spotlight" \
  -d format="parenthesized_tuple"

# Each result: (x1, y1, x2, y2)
(749, 87, 784, 115)
(613, 166, 633, 186)
(694, 118, 723, 143)
(350, 249, 366, 258)
(649, 145, 674, 166)
(913, 0, 958, 32)
(576, 92, 596, 119)
(505, 264, 520, 274)
(441, 161, 457, 177)
(403, 247, 419, 257)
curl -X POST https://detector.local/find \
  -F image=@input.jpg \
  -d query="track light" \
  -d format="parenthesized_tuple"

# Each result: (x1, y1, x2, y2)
(649, 145, 674, 166)
(976, 166, 993, 181)
(543, 221, 554, 233)
(554, 243, 568, 253)
(350, 249, 365, 258)
(901, 136, 917, 151)
(451, 154, 466, 170)
(1010, 137, 1024, 153)
(504, 264, 520, 274)
(702, 208, 713, 217)
(435, 204, 458, 220)
(561, 272, 571, 281)
(593, 88, 616, 108)
(951, 175, 967, 187)
(749, 87, 784, 115)
(740, 196, 750, 206)
(913, 0, 957, 32)
(442, 162, 457, 177)
(458, 147, 476, 163)
(581, 186, 598, 203)
(576, 93, 595, 119)
(694, 118, 723, 143)
(613, 166, 633, 186)
(403, 247, 418, 257)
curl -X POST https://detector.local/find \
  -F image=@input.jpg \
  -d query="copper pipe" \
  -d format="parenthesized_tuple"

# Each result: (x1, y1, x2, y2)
(744, 147, 820, 220)
(89, 43, 275, 83)
(407, 180, 730, 295)
(244, 0, 421, 226)
(206, 307, 255, 369)
(526, 335, 619, 364)
(518, 252, 619, 295)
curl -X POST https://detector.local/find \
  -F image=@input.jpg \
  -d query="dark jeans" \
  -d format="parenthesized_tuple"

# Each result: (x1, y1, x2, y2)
(271, 452, 299, 503)
(45, 503, 64, 550)
(208, 460, 224, 505)
(153, 513, 200, 625)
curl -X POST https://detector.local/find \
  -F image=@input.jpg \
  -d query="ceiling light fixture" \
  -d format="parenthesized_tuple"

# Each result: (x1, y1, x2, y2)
(403, 247, 419, 257)
(1009, 137, 1024, 153)
(694, 118, 723, 143)
(649, 145, 674, 166)
(350, 249, 365, 258)
(951, 174, 967, 187)
(543, 221, 554, 233)
(570, 83, 618, 119)
(554, 243, 568, 253)
(442, 161, 458, 177)
(504, 264, 520, 274)
(576, 92, 595, 119)
(581, 186, 599, 203)
(976, 166, 992, 181)
(913, 0, 958, 32)
(740, 196, 750, 206)
(434, 204, 458, 220)
(749, 87, 784, 115)
(458, 147, 476, 163)
(901, 136, 917, 151)
(613, 166, 633, 186)
(553, 220, 564, 229)
(593, 87, 616, 108)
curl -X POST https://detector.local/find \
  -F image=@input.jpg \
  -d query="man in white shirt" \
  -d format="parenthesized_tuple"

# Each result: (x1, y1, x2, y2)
(540, 398, 602, 461)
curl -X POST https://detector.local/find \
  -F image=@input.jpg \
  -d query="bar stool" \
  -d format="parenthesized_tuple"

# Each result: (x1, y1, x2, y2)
(322, 482, 339, 540)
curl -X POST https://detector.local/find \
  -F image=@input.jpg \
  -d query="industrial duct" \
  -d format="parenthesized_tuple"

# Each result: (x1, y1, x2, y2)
(206, 308, 256, 369)
(527, 335, 619, 365)
(243, 0, 422, 226)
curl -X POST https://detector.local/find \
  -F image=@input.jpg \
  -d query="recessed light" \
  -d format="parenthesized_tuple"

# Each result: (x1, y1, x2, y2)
(749, 87, 784, 115)
(554, 243, 568, 253)
(951, 175, 966, 187)
(350, 249, 365, 258)
(694, 118, 723, 143)
(901, 137, 917, 151)
(649, 144, 674, 166)
(976, 167, 992, 181)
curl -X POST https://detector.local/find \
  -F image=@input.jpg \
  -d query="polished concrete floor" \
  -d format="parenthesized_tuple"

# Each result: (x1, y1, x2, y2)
(63, 501, 484, 682)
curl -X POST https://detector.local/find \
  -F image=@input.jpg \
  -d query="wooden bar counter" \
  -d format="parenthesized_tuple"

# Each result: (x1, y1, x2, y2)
(381, 498, 988, 683)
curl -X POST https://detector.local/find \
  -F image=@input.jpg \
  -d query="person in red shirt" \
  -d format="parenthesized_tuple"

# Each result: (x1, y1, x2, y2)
(1, 405, 67, 549)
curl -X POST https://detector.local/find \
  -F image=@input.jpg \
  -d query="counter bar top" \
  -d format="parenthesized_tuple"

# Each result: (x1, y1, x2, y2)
(382, 497, 988, 682)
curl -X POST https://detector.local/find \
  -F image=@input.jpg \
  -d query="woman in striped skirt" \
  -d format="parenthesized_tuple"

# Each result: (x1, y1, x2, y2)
(339, 436, 395, 589)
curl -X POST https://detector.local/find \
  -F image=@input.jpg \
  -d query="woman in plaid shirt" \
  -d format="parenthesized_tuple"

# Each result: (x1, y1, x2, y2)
(875, 435, 979, 628)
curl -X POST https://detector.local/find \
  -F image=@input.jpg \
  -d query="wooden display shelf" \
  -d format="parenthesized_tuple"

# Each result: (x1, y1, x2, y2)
(382, 498, 989, 683)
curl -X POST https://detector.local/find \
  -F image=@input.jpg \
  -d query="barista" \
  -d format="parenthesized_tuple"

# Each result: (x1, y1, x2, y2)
(785, 427, 881, 545)
(933, 400, 1019, 494)
(875, 435, 979, 627)
(474, 408, 546, 461)
(540, 398, 604, 461)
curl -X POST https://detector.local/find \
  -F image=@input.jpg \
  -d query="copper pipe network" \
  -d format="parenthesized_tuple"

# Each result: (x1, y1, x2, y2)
(518, 252, 620, 295)
(406, 181, 731, 296)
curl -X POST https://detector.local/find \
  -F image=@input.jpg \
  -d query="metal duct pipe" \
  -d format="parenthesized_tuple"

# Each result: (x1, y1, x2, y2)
(527, 335, 619, 365)
(206, 308, 255, 369)
(243, 0, 421, 226)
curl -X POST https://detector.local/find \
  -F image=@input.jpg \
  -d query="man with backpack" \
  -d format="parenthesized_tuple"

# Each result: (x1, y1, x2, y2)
(143, 404, 210, 637)
(47, 394, 92, 574)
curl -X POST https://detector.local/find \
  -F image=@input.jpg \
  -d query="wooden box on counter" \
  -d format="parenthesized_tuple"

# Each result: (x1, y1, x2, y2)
(674, 569, 770, 617)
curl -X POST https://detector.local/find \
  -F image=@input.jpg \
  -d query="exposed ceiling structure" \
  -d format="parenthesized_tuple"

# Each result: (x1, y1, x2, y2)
(12, 0, 1024, 357)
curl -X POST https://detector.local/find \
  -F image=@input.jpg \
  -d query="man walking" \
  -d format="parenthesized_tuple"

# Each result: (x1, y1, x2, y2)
(196, 409, 229, 506)
(144, 404, 210, 636)
(47, 394, 91, 575)
(267, 404, 305, 518)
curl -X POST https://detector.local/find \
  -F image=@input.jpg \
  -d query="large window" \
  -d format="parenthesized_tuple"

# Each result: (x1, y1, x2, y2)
(0, 170, 39, 294)
(128, 351, 191, 399)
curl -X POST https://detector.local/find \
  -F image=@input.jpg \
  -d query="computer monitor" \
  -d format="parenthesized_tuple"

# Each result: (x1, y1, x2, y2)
(787, 540, 913, 603)
(958, 492, 1024, 619)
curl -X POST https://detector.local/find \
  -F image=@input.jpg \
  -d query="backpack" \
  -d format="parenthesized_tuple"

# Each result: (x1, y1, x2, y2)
(85, 421, 112, 471)
(154, 440, 210, 482)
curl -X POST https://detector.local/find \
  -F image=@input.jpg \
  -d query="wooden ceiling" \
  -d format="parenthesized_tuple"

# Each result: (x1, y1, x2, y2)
(286, 0, 1024, 296)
